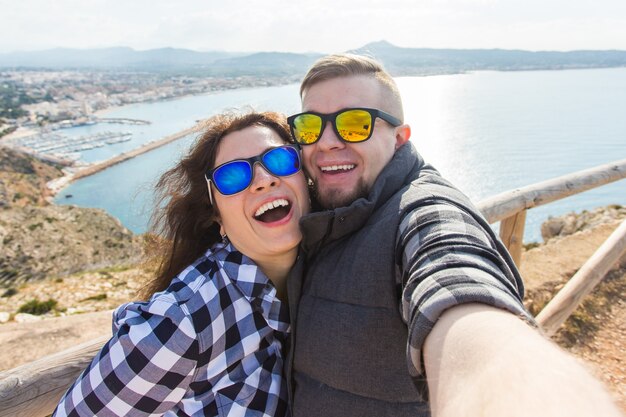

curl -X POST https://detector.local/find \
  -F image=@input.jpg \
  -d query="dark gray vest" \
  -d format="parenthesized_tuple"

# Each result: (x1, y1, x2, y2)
(287, 143, 518, 417)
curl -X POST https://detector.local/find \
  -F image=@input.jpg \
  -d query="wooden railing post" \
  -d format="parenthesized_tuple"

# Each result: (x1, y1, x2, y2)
(536, 219, 626, 336)
(499, 209, 527, 266)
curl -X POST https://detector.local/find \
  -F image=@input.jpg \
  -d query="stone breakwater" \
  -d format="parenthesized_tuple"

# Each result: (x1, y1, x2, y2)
(46, 121, 207, 198)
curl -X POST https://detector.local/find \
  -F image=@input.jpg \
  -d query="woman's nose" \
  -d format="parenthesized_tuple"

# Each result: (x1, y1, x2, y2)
(250, 163, 278, 192)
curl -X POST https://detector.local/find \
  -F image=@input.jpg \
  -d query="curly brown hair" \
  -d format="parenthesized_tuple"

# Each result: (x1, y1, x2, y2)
(142, 111, 294, 299)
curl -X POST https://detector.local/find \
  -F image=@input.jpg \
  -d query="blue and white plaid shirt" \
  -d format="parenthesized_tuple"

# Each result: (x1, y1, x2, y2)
(53, 242, 290, 417)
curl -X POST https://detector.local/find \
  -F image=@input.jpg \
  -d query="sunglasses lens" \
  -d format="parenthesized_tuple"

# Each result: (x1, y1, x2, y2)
(212, 161, 252, 195)
(336, 109, 372, 142)
(292, 114, 322, 144)
(263, 146, 300, 176)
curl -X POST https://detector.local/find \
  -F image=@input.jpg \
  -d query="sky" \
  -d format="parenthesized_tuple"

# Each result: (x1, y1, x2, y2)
(2, 0, 626, 53)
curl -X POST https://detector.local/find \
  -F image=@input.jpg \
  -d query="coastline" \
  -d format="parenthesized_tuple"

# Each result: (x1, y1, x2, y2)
(36, 82, 300, 198)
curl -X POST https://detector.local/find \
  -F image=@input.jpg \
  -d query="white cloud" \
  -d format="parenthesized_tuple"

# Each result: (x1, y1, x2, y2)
(1, 0, 625, 52)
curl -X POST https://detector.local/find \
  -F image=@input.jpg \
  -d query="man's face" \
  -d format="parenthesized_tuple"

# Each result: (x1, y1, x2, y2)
(301, 75, 409, 209)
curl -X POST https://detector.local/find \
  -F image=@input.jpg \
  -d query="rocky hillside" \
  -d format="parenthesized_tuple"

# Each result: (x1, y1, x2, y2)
(540, 204, 626, 241)
(0, 146, 64, 207)
(0, 146, 143, 286)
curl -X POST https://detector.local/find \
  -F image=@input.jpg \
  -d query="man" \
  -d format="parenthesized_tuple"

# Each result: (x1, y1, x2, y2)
(285, 54, 621, 417)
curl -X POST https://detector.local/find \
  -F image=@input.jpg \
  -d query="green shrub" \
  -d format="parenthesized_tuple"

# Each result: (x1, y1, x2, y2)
(524, 242, 541, 250)
(27, 223, 43, 231)
(2, 269, 18, 279)
(82, 293, 107, 302)
(1, 288, 17, 298)
(97, 265, 130, 274)
(17, 298, 58, 315)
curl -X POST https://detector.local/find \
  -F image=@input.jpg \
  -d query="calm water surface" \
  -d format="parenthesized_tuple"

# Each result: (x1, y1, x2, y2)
(55, 68, 626, 242)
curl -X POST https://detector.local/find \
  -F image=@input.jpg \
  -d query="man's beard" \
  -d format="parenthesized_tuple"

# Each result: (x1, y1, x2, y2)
(312, 178, 370, 210)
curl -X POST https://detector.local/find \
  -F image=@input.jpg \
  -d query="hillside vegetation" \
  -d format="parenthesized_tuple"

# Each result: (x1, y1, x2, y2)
(0, 146, 142, 286)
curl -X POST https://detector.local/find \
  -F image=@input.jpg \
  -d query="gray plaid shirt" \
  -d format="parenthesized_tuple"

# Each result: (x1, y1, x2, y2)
(397, 201, 534, 381)
(53, 242, 290, 417)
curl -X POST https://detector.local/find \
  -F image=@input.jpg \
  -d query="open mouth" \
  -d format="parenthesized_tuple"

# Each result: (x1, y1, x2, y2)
(254, 198, 292, 223)
(320, 164, 355, 174)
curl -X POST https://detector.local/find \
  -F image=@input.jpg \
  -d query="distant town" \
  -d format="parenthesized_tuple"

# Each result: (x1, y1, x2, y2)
(0, 70, 297, 139)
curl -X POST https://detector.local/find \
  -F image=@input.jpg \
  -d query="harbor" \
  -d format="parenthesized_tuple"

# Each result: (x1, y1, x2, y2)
(11, 130, 133, 161)
(2, 116, 152, 164)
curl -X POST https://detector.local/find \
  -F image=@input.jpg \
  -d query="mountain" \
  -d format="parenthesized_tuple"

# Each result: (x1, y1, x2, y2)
(350, 41, 626, 74)
(1, 42, 626, 75)
(209, 52, 323, 76)
(0, 47, 243, 70)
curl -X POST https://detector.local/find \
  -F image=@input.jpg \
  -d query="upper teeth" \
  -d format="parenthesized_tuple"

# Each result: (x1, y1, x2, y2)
(320, 164, 354, 172)
(255, 199, 289, 217)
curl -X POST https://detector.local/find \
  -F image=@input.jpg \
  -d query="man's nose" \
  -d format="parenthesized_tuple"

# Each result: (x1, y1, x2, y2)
(316, 121, 346, 151)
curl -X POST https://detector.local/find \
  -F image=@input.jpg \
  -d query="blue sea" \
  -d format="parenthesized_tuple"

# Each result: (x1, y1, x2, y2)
(54, 68, 626, 242)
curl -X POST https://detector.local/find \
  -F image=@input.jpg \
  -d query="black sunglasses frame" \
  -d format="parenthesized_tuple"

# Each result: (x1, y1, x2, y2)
(204, 144, 301, 205)
(287, 107, 402, 145)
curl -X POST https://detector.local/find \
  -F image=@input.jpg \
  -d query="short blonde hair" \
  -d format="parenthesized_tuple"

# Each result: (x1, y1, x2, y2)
(300, 53, 404, 121)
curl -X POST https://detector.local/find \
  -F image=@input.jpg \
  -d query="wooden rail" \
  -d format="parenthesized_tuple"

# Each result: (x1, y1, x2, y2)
(0, 158, 625, 417)
(477, 158, 626, 265)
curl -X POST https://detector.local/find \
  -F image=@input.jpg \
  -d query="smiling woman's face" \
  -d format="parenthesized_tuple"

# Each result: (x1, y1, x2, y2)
(211, 125, 309, 265)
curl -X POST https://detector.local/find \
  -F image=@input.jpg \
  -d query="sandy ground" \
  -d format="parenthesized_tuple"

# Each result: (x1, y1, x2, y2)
(0, 310, 113, 371)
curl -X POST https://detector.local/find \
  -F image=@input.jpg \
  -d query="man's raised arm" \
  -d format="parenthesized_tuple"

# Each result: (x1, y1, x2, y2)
(424, 303, 622, 417)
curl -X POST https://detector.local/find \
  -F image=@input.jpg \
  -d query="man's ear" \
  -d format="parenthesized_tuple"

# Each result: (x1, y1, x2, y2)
(395, 124, 411, 149)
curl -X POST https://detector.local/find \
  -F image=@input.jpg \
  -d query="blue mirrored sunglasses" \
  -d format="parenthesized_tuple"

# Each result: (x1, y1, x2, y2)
(205, 145, 301, 204)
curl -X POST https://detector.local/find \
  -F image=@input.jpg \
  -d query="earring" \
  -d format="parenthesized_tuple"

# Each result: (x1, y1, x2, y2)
(221, 232, 228, 244)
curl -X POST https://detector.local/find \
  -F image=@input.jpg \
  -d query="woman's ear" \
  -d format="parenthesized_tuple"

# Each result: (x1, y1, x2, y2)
(211, 199, 223, 231)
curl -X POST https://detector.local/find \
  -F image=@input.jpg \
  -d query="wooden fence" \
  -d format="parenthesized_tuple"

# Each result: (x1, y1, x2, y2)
(1, 158, 625, 417)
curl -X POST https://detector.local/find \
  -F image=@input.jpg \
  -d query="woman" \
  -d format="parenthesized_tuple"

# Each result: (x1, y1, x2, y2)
(53, 111, 309, 417)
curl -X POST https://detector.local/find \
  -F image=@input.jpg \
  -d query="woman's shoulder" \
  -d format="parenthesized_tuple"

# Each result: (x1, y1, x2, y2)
(109, 250, 219, 351)
(113, 244, 249, 328)
(148, 245, 228, 303)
